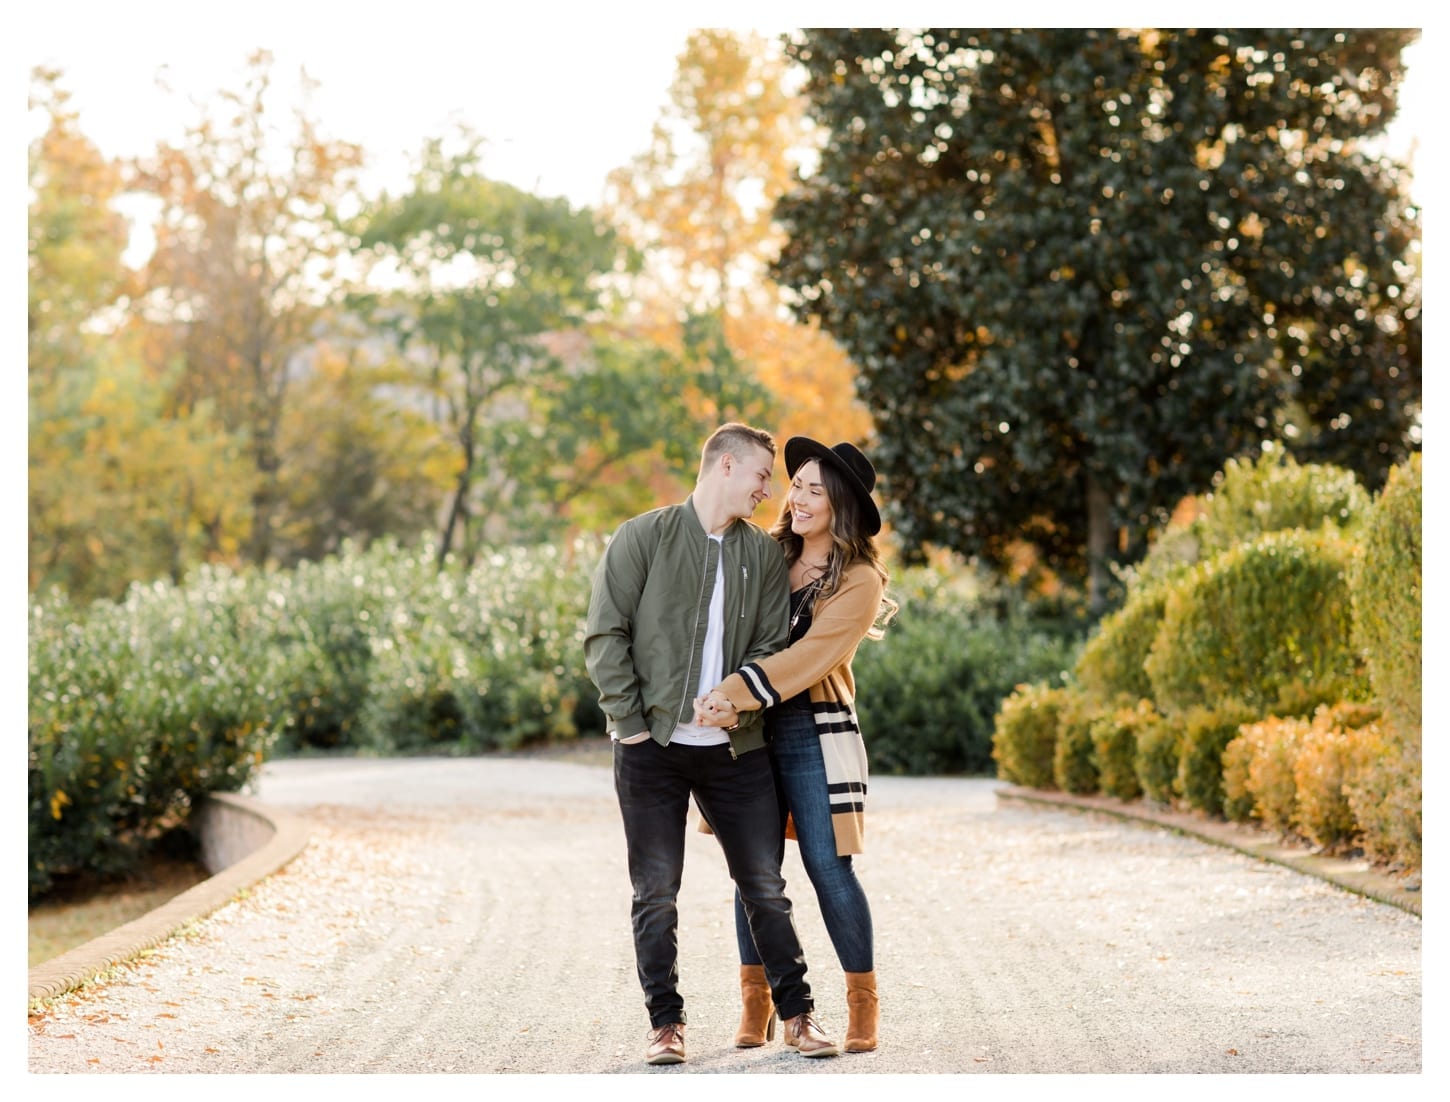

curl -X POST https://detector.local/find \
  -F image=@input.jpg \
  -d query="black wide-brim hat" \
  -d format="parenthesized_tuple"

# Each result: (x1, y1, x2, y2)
(784, 437, 882, 536)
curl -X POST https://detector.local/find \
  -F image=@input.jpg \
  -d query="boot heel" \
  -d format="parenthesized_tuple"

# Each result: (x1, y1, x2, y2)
(766, 1011, 777, 1042)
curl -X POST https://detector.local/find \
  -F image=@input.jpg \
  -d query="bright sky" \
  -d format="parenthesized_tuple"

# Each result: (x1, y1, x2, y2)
(22, 5, 711, 212)
(23, 8, 1433, 211)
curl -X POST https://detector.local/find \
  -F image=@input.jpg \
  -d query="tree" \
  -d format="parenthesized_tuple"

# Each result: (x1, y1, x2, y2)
(773, 29, 1421, 611)
(347, 133, 623, 562)
(132, 50, 365, 567)
(603, 30, 871, 475)
(269, 337, 459, 567)
(28, 68, 253, 600)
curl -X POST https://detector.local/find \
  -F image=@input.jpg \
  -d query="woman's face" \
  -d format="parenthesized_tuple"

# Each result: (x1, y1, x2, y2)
(787, 460, 834, 543)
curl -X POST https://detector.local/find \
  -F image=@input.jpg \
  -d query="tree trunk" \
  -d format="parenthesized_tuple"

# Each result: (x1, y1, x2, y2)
(1085, 470, 1113, 617)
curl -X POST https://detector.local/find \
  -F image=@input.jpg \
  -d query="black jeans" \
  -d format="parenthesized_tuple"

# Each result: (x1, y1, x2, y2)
(613, 738, 813, 1027)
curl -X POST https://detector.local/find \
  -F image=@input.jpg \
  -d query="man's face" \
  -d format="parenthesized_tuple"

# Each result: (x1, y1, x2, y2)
(726, 445, 775, 519)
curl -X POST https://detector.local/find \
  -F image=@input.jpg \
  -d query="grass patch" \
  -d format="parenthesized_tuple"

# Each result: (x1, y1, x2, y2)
(28, 856, 211, 968)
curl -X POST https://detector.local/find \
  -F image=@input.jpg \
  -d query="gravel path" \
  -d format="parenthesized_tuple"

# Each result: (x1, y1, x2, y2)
(26, 754, 1423, 1076)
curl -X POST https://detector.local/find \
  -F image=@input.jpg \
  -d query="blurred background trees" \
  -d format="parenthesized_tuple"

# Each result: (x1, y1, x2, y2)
(29, 29, 1420, 615)
(773, 28, 1420, 613)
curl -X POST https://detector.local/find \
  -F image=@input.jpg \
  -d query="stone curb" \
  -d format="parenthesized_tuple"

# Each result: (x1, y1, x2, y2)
(994, 785, 1421, 917)
(27, 792, 310, 1006)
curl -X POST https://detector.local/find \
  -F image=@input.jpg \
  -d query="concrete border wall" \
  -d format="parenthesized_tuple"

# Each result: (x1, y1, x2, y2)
(28, 793, 309, 1005)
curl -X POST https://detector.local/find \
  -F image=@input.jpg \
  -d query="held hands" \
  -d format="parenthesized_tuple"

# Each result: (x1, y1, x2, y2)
(692, 689, 739, 728)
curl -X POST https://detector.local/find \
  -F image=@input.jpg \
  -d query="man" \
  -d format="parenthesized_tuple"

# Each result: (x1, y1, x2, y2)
(585, 423, 840, 1065)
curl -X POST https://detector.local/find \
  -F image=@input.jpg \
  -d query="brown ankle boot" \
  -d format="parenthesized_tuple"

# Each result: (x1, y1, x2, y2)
(844, 970, 878, 1052)
(734, 964, 777, 1047)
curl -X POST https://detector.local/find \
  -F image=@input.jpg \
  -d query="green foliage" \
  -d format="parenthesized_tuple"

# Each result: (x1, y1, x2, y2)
(1052, 693, 1100, 795)
(1194, 444, 1371, 554)
(347, 134, 624, 560)
(1091, 699, 1154, 801)
(1134, 716, 1181, 806)
(1177, 701, 1259, 816)
(856, 568, 1080, 775)
(1145, 530, 1365, 716)
(1073, 586, 1167, 702)
(1351, 453, 1422, 734)
(774, 29, 1420, 596)
(28, 570, 280, 898)
(27, 535, 601, 898)
(991, 683, 1074, 789)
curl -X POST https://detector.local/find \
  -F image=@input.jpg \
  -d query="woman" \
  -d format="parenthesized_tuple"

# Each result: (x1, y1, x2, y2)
(695, 437, 897, 1054)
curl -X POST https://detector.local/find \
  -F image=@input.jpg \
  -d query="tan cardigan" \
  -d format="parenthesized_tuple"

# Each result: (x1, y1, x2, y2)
(716, 560, 884, 856)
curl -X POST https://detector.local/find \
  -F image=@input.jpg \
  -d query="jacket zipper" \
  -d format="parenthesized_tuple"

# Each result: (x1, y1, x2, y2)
(678, 534, 712, 739)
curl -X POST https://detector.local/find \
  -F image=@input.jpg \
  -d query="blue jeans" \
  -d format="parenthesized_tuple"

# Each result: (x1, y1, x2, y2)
(614, 739, 814, 1027)
(735, 708, 875, 973)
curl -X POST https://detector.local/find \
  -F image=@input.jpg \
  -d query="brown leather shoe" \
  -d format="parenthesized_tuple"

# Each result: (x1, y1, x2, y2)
(782, 1012, 840, 1057)
(646, 1022, 685, 1065)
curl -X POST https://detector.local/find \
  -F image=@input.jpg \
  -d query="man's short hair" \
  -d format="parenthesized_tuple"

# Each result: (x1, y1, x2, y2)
(700, 423, 776, 477)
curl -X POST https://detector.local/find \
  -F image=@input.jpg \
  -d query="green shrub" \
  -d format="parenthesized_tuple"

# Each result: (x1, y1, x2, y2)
(1052, 691, 1100, 795)
(1091, 699, 1154, 801)
(1123, 444, 1367, 592)
(1351, 453, 1421, 734)
(1194, 443, 1369, 555)
(856, 567, 1080, 775)
(1134, 714, 1181, 805)
(1177, 700, 1258, 816)
(991, 683, 1072, 789)
(1145, 530, 1366, 717)
(28, 569, 279, 899)
(1073, 587, 1167, 703)
(1344, 719, 1421, 873)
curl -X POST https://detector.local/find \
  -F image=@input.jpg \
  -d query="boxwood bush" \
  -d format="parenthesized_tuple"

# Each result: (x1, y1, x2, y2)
(1134, 715, 1181, 806)
(1052, 691, 1100, 795)
(991, 683, 1074, 789)
(1351, 453, 1421, 734)
(1176, 700, 1259, 816)
(1345, 719, 1422, 872)
(1073, 587, 1167, 703)
(1091, 698, 1155, 801)
(1145, 530, 1366, 717)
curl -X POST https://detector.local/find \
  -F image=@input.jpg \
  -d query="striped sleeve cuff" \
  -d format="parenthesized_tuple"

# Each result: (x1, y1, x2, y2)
(739, 663, 779, 708)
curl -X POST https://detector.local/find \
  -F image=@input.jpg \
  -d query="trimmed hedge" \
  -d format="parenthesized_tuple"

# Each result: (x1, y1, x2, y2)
(1052, 693, 1100, 795)
(1091, 699, 1155, 801)
(1176, 700, 1258, 817)
(28, 569, 281, 898)
(1073, 586, 1167, 703)
(1145, 530, 1366, 717)
(1351, 453, 1421, 734)
(991, 683, 1073, 789)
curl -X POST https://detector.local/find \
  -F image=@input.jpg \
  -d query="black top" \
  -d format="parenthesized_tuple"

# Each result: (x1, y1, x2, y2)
(779, 583, 817, 711)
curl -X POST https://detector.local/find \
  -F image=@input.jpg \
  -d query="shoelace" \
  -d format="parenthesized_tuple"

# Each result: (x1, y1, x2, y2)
(651, 1023, 684, 1045)
(789, 1013, 822, 1039)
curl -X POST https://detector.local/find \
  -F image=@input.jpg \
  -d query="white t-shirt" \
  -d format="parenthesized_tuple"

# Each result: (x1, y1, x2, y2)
(669, 535, 730, 747)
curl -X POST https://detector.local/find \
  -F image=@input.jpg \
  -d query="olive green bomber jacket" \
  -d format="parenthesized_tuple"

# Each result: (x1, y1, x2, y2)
(583, 496, 790, 755)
